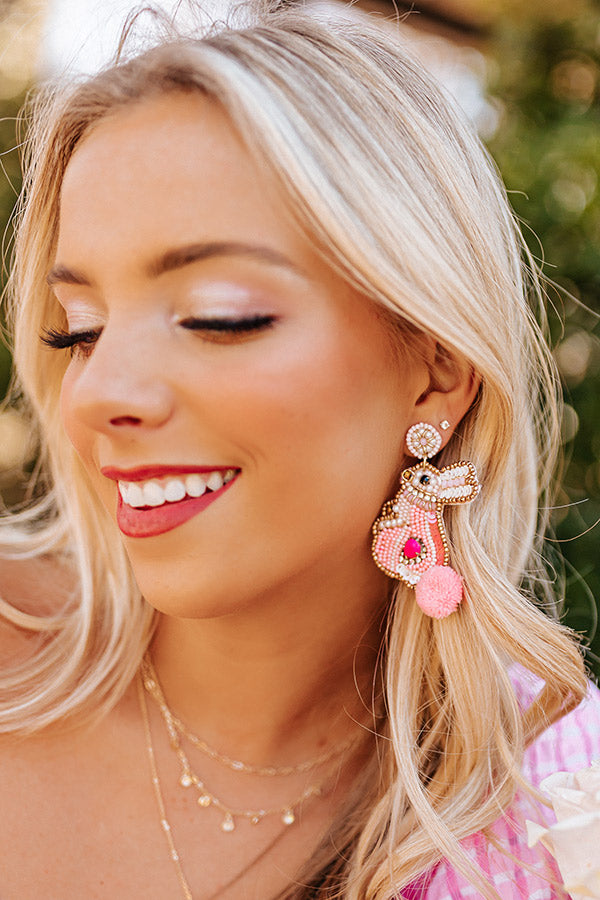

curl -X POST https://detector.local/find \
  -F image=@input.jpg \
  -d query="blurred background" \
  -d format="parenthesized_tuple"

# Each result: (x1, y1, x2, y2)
(0, 0, 599, 673)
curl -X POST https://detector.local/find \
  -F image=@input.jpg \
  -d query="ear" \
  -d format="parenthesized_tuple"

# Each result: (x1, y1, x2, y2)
(412, 342, 480, 447)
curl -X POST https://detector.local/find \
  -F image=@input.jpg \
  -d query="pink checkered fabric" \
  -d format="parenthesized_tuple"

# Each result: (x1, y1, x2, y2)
(401, 668, 600, 899)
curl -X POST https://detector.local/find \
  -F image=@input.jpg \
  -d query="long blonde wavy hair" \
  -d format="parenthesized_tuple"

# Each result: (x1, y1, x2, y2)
(0, 5, 588, 897)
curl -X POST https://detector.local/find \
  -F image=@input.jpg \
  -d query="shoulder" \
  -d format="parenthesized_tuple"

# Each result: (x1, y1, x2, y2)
(0, 554, 75, 665)
(411, 669, 600, 899)
(0, 554, 74, 611)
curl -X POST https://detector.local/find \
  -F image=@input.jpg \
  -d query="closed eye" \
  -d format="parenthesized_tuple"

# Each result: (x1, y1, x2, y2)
(39, 315, 276, 356)
(40, 327, 102, 359)
(179, 314, 276, 342)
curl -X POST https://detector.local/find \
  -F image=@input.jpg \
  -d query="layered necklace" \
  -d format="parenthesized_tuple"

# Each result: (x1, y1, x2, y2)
(138, 653, 363, 897)
(140, 654, 357, 832)
(138, 677, 307, 900)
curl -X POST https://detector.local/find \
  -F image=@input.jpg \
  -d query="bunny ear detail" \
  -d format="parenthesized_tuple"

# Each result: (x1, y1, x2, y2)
(437, 462, 480, 504)
(372, 423, 480, 619)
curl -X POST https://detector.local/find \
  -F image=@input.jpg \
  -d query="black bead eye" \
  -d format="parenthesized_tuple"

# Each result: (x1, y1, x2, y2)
(419, 474, 430, 485)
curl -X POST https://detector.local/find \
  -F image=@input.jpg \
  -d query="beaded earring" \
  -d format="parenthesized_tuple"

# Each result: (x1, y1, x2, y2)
(371, 422, 480, 618)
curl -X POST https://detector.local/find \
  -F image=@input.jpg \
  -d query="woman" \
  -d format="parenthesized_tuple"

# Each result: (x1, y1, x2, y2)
(0, 5, 598, 898)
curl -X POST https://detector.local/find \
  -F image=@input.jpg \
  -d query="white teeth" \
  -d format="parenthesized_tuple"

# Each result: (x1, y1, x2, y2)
(185, 474, 206, 497)
(127, 483, 146, 508)
(163, 479, 186, 502)
(206, 471, 224, 491)
(143, 481, 166, 507)
(118, 470, 236, 509)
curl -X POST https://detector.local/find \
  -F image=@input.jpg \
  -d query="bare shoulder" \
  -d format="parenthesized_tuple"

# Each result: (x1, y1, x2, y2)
(0, 553, 76, 665)
(0, 553, 75, 611)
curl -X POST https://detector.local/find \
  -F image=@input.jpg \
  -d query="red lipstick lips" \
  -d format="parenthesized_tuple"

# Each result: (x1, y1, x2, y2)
(101, 466, 238, 538)
(101, 464, 231, 482)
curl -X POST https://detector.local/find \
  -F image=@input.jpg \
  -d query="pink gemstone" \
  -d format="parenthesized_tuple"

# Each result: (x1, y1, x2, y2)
(403, 538, 422, 559)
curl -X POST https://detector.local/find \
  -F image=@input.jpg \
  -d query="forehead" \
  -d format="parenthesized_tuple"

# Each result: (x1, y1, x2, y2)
(56, 92, 303, 270)
(64, 90, 245, 186)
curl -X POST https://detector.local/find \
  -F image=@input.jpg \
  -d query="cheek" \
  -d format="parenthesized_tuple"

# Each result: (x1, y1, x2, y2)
(59, 368, 85, 453)
(198, 333, 410, 525)
(199, 336, 396, 455)
(59, 369, 77, 444)
(59, 367, 102, 488)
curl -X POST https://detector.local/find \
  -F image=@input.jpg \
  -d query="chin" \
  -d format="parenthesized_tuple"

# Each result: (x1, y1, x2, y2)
(130, 559, 261, 619)
(140, 585, 243, 620)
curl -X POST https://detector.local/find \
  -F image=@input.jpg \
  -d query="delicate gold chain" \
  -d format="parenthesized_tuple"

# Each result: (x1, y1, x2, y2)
(138, 674, 314, 900)
(141, 656, 324, 832)
(138, 675, 194, 900)
(168, 739, 320, 832)
(142, 654, 357, 776)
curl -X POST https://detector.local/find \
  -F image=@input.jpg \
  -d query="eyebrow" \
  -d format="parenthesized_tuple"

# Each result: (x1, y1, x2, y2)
(46, 264, 90, 287)
(46, 241, 307, 287)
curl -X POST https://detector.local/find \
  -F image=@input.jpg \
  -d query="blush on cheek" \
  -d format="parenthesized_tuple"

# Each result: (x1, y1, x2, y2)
(59, 372, 83, 453)
(58, 372, 105, 505)
(59, 375, 74, 437)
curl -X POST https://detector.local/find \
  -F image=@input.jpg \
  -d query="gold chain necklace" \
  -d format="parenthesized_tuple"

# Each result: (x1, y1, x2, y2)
(140, 656, 341, 833)
(138, 676, 298, 900)
(138, 675, 194, 900)
(141, 654, 357, 776)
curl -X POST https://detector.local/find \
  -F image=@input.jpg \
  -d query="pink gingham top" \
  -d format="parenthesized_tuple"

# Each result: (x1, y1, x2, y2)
(401, 667, 600, 899)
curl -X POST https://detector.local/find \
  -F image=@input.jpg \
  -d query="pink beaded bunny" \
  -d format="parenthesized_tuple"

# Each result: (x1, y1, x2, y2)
(372, 423, 480, 618)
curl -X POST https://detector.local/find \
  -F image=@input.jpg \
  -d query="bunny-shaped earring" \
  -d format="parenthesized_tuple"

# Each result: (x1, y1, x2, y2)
(372, 422, 480, 618)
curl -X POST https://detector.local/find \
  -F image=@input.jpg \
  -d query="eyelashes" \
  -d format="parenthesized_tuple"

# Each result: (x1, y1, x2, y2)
(179, 314, 276, 333)
(178, 314, 276, 342)
(39, 315, 277, 358)
(40, 327, 101, 359)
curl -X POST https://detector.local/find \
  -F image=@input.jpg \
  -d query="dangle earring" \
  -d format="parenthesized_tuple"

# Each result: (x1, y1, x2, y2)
(371, 422, 480, 619)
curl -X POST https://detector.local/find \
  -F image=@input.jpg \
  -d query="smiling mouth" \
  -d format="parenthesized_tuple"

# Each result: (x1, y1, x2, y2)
(109, 467, 239, 538)
(118, 468, 237, 509)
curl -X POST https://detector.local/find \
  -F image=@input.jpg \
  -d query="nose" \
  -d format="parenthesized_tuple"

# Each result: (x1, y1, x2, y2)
(62, 323, 174, 435)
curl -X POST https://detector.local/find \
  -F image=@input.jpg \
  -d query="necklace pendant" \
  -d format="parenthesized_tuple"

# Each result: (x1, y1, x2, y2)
(197, 794, 212, 808)
(281, 808, 295, 826)
(180, 773, 193, 788)
(221, 813, 235, 833)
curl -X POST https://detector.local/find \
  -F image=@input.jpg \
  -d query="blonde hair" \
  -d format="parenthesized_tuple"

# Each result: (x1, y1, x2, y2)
(1, 6, 587, 897)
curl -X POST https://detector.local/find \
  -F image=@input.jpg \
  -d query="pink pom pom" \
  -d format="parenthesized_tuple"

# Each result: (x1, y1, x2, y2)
(415, 565, 463, 619)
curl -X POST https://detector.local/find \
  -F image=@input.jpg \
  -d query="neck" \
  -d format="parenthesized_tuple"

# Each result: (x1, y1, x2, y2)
(150, 563, 389, 766)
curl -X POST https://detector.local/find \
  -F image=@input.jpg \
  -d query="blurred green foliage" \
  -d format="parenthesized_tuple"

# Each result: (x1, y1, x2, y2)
(0, 93, 22, 399)
(486, 5, 600, 676)
(0, 6, 598, 674)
